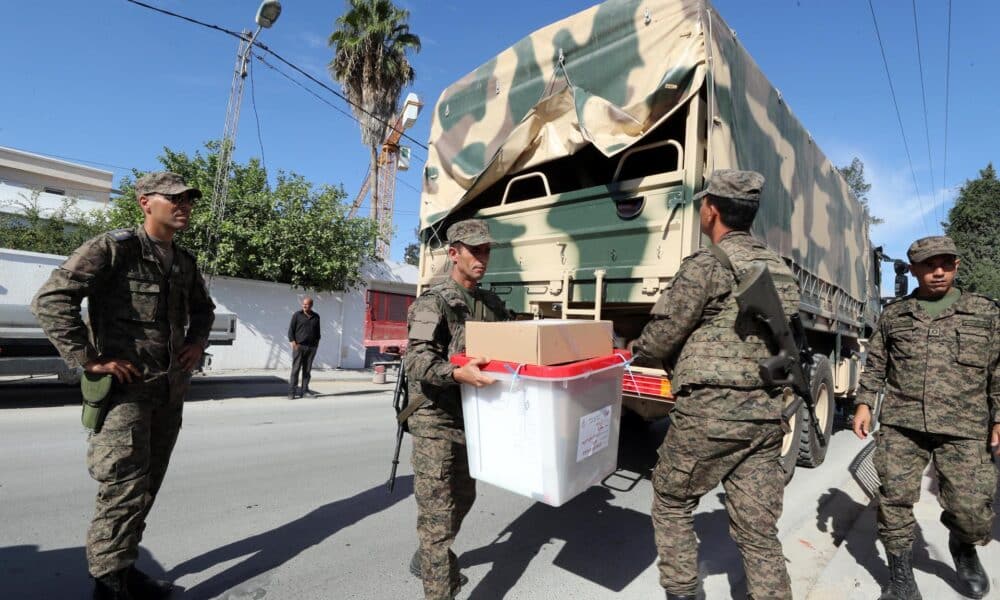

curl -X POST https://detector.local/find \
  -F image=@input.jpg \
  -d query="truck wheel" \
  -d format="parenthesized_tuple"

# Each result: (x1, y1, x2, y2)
(780, 407, 802, 483)
(797, 354, 835, 468)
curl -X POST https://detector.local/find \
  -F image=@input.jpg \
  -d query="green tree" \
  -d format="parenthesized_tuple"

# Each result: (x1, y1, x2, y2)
(944, 163, 1000, 298)
(328, 0, 421, 222)
(106, 142, 380, 291)
(0, 191, 109, 256)
(838, 157, 883, 226)
(402, 227, 420, 266)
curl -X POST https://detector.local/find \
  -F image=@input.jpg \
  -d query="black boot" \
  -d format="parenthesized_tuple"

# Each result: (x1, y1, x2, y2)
(665, 593, 696, 600)
(127, 566, 173, 599)
(879, 550, 922, 600)
(93, 569, 133, 600)
(949, 535, 990, 599)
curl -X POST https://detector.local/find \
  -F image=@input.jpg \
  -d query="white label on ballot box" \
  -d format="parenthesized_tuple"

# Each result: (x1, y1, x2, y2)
(577, 405, 613, 462)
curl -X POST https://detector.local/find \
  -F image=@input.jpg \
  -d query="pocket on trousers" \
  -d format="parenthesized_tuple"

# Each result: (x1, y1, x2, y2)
(411, 439, 449, 480)
(653, 451, 698, 498)
(87, 427, 144, 483)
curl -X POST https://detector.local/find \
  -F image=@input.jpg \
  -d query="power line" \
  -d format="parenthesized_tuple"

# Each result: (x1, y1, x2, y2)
(910, 0, 938, 225)
(942, 0, 953, 221)
(249, 56, 267, 173)
(124, 0, 429, 152)
(867, 0, 930, 234)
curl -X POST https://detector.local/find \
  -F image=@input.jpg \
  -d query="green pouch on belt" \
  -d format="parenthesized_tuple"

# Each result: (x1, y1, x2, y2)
(80, 372, 113, 432)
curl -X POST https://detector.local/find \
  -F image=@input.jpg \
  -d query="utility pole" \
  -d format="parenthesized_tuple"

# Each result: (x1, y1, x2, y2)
(205, 1, 282, 282)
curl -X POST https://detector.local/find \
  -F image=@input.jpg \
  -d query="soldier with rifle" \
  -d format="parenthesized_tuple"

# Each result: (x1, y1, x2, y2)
(396, 219, 510, 600)
(632, 170, 801, 600)
(853, 236, 1000, 600)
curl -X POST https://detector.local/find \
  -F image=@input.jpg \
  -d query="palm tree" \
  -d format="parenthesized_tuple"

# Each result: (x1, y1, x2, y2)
(328, 0, 421, 223)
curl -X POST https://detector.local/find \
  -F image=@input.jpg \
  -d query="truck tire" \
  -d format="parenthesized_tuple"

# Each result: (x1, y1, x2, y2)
(780, 407, 802, 483)
(797, 354, 835, 468)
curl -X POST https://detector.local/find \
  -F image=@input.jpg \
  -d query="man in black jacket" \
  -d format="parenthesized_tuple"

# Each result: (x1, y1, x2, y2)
(287, 296, 321, 398)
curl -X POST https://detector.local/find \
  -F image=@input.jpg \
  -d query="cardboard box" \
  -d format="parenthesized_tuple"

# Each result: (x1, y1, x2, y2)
(464, 320, 613, 366)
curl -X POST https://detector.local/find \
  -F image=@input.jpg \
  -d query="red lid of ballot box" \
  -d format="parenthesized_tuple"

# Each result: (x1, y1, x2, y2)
(450, 351, 631, 379)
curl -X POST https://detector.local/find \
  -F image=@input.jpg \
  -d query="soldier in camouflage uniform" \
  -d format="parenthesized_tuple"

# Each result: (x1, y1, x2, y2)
(32, 172, 215, 600)
(403, 219, 511, 600)
(633, 170, 800, 600)
(853, 235, 1000, 600)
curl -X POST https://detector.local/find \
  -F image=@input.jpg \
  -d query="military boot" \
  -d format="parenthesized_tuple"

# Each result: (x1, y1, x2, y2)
(127, 566, 173, 599)
(664, 593, 696, 600)
(949, 535, 990, 599)
(879, 551, 922, 600)
(409, 549, 469, 587)
(93, 569, 133, 600)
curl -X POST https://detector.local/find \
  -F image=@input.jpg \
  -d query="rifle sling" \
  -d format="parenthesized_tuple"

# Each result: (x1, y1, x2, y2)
(708, 243, 739, 282)
(396, 396, 426, 424)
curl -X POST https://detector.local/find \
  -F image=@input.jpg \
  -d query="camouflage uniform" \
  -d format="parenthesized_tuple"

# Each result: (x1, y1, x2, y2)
(31, 173, 215, 580)
(856, 236, 1000, 557)
(634, 170, 800, 599)
(404, 220, 510, 600)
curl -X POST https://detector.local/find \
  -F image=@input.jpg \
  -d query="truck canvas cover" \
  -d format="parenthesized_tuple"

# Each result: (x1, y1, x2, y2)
(420, 0, 873, 306)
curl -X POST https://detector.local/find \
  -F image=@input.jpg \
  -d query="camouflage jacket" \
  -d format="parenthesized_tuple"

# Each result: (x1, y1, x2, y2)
(634, 231, 801, 420)
(31, 227, 215, 381)
(856, 290, 1000, 439)
(403, 278, 509, 443)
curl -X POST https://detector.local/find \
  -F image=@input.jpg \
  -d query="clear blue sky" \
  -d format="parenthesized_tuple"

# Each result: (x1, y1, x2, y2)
(3, 0, 998, 282)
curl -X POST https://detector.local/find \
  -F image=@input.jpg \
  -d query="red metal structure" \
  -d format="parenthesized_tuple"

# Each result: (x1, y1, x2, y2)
(364, 290, 414, 354)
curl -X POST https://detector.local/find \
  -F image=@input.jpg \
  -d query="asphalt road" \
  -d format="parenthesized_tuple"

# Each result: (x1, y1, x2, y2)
(1, 377, 988, 600)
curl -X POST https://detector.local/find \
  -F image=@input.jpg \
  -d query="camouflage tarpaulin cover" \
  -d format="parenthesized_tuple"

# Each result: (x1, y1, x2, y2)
(421, 0, 706, 225)
(421, 0, 873, 304)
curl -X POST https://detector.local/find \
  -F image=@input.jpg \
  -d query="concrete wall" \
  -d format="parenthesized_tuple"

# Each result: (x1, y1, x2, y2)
(206, 276, 368, 371)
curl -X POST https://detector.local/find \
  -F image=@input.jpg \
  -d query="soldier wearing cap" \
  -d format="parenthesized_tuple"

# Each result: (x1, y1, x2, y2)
(633, 169, 801, 600)
(853, 235, 1000, 599)
(402, 218, 510, 599)
(32, 171, 215, 599)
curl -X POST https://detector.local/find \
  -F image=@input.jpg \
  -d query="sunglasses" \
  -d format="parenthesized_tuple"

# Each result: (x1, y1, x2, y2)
(151, 192, 197, 205)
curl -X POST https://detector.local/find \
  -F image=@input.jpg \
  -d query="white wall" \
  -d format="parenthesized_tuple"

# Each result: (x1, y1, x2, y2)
(206, 276, 369, 371)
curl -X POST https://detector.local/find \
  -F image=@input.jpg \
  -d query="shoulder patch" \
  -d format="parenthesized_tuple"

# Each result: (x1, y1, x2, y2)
(107, 228, 135, 242)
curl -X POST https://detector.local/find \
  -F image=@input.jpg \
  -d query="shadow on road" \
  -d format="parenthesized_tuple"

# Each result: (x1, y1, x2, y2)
(168, 476, 414, 599)
(460, 486, 657, 598)
(0, 545, 173, 600)
(815, 486, 969, 596)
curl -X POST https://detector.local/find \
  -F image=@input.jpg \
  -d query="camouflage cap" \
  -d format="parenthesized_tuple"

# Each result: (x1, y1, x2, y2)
(693, 169, 765, 203)
(135, 171, 202, 200)
(447, 219, 493, 246)
(906, 235, 958, 264)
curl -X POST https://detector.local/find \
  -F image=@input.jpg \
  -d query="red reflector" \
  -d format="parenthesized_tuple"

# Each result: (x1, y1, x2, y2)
(622, 372, 673, 398)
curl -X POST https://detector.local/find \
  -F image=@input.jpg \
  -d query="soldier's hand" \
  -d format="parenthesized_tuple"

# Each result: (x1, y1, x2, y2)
(991, 423, 1000, 456)
(85, 357, 141, 384)
(852, 404, 872, 440)
(178, 343, 205, 372)
(452, 356, 497, 387)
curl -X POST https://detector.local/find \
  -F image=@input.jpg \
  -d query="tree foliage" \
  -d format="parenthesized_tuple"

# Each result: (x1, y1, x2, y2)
(0, 191, 110, 256)
(944, 163, 1000, 298)
(328, 0, 421, 220)
(837, 157, 883, 226)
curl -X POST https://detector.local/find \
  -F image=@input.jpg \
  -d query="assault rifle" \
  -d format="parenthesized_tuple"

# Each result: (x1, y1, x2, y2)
(386, 363, 408, 493)
(733, 262, 826, 447)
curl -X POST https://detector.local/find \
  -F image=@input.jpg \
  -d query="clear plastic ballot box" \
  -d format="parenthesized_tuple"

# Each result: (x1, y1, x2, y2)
(450, 352, 628, 507)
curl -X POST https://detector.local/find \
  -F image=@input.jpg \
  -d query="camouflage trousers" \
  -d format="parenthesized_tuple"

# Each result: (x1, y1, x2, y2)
(651, 411, 791, 599)
(411, 434, 476, 600)
(874, 424, 997, 554)
(86, 381, 184, 578)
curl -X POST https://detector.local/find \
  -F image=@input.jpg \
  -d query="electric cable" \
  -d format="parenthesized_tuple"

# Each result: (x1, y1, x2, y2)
(249, 56, 267, 174)
(867, 0, 930, 234)
(910, 0, 938, 224)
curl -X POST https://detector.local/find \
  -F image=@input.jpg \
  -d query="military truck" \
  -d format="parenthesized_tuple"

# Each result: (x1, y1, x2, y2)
(415, 0, 881, 477)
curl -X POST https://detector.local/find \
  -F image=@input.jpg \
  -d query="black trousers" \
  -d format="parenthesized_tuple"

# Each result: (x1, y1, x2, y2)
(290, 344, 317, 392)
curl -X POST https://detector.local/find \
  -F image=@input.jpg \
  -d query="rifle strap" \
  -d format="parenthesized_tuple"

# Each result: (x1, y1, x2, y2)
(708, 244, 740, 284)
(396, 396, 427, 424)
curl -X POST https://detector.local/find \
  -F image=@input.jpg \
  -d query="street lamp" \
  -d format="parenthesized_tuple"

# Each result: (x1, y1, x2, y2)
(255, 1, 282, 29)
(206, 0, 282, 282)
